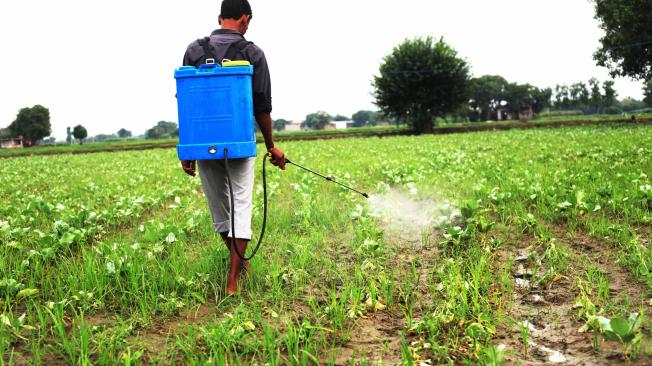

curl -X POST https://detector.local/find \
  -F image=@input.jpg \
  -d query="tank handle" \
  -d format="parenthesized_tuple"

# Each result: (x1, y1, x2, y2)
(198, 63, 219, 72)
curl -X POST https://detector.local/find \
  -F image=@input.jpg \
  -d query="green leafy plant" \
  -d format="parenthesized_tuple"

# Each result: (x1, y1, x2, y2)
(581, 313, 644, 359)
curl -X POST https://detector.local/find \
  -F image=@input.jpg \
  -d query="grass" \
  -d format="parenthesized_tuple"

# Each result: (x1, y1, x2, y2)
(1, 123, 652, 364)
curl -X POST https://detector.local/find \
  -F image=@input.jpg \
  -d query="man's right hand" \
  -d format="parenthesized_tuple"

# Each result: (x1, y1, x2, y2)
(268, 147, 286, 170)
(181, 160, 196, 176)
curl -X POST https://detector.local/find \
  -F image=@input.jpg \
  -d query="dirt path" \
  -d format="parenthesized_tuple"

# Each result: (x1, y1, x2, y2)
(325, 190, 456, 365)
(496, 223, 652, 365)
(130, 304, 221, 362)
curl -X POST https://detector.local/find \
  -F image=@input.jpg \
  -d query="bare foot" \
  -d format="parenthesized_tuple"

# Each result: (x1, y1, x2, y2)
(226, 264, 250, 295)
(226, 274, 238, 295)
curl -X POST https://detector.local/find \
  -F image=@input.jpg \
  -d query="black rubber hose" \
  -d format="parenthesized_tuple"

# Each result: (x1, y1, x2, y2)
(224, 148, 267, 261)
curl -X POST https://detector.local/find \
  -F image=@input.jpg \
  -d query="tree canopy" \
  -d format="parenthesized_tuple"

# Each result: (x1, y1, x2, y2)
(351, 110, 379, 127)
(593, 0, 652, 80)
(620, 97, 647, 112)
(303, 112, 332, 130)
(503, 83, 552, 117)
(94, 134, 118, 142)
(117, 128, 132, 138)
(272, 119, 289, 131)
(146, 121, 179, 139)
(469, 75, 509, 121)
(9, 105, 51, 143)
(332, 115, 349, 122)
(373, 37, 470, 133)
(73, 125, 88, 144)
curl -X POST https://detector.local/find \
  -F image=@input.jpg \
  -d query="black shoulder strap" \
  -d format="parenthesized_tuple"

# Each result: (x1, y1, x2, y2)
(223, 39, 253, 61)
(197, 37, 215, 63)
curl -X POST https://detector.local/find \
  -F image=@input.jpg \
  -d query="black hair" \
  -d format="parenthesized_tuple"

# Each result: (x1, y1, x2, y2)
(220, 0, 252, 20)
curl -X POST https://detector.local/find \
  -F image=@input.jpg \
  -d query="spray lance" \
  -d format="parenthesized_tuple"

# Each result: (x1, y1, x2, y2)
(284, 158, 369, 198)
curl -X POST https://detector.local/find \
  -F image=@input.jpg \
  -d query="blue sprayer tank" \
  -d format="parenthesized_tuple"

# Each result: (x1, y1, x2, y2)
(175, 62, 256, 160)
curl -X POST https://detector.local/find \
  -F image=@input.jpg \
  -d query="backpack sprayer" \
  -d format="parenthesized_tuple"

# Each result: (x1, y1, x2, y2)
(175, 59, 368, 261)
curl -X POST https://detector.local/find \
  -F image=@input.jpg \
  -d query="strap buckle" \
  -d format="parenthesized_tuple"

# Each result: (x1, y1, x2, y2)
(205, 58, 215, 64)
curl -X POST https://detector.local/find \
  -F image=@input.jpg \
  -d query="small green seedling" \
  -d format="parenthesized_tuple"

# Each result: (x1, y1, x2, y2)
(520, 321, 530, 359)
(581, 313, 644, 359)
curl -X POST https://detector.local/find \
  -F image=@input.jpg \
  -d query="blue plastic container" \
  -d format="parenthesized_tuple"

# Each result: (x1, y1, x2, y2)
(175, 63, 256, 160)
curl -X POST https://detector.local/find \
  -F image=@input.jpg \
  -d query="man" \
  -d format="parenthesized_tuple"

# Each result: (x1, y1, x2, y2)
(180, 0, 285, 295)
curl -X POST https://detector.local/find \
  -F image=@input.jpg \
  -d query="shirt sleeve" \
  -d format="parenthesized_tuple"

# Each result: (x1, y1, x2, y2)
(183, 45, 195, 67)
(183, 41, 203, 67)
(251, 49, 272, 114)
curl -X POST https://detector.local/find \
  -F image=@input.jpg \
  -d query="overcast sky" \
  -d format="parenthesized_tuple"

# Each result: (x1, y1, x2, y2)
(0, 0, 645, 140)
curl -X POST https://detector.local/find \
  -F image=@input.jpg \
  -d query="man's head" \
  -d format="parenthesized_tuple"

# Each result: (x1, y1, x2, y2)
(219, 0, 253, 35)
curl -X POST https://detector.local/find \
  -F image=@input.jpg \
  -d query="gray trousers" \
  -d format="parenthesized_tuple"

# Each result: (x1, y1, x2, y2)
(198, 158, 255, 240)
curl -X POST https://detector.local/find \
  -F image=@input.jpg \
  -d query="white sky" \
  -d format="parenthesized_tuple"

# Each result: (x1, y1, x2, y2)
(0, 0, 645, 140)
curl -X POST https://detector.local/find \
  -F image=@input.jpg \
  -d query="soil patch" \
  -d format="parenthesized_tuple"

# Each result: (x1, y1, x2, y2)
(551, 226, 651, 302)
(131, 304, 221, 362)
(497, 246, 612, 365)
(325, 310, 407, 365)
(325, 190, 454, 364)
(496, 223, 652, 365)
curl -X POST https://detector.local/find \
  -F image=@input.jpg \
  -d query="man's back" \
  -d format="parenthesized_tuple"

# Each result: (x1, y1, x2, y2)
(183, 29, 272, 116)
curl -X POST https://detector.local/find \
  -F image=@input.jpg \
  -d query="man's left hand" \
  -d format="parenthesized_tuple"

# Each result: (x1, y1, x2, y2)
(181, 160, 197, 176)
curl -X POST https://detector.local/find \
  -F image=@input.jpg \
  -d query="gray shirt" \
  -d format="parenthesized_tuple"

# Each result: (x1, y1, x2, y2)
(183, 29, 272, 114)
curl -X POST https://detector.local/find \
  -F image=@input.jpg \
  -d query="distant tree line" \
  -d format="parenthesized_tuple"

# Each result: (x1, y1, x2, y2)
(295, 110, 385, 131)
(550, 78, 619, 114)
(372, 34, 652, 133)
(467, 75, 552, 122)
(270, 110, 387, 132)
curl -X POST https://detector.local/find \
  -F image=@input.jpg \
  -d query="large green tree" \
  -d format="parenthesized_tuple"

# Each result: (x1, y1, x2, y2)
(303, 111, 331, 130)
(73, 125, 88, 144)
(469, 75, 509, 121)
(373, 37, 470, 133)
(9, 105, 51, 143)
(593, 0, 652, 80)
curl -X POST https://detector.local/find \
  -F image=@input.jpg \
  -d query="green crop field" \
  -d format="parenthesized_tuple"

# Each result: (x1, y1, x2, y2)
(1, 124, 652, 365)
